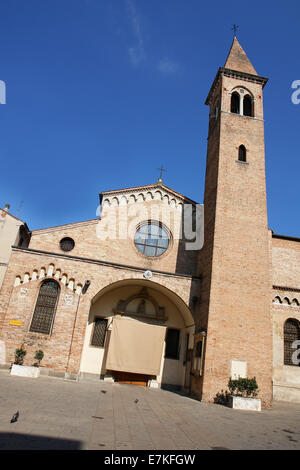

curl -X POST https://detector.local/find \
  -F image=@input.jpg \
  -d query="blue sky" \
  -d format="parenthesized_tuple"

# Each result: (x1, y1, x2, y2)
(0, 0, 299, 236)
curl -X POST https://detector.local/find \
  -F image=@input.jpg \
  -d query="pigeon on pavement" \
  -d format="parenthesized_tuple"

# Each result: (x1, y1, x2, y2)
(10, 411, 19, 423)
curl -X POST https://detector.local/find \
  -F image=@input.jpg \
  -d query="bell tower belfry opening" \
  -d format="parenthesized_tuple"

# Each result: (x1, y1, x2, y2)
(194, 36, 273, 404)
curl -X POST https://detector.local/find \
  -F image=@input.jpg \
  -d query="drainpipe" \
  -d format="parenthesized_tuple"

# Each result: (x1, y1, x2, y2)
(65, 280, 90, 380)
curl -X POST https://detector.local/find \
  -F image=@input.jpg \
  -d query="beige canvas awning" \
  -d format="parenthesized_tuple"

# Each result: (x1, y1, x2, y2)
(105, 316, 166, 376)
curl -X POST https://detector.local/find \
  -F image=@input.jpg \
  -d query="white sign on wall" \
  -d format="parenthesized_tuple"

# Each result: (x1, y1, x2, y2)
(231, 359, 247, 380)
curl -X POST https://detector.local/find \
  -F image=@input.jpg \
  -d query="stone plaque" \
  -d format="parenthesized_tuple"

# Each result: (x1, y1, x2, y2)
(19, 287, 28, 298)
(230, 359, 247, 380)
(64, 293, 74, 306)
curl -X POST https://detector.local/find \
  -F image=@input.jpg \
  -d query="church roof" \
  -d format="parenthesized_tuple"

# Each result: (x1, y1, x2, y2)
(100, 182, 198, 206)
(224, 36, 257, 75)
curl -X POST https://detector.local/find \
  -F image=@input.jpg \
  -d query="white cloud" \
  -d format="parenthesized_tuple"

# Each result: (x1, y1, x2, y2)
(126, 0, 145, 66)
(157, 58, 180, 76)
(125, 1, 180, 74)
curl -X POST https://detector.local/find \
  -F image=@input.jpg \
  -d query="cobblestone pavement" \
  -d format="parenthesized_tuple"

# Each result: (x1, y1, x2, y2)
(0, 372, 300, 450)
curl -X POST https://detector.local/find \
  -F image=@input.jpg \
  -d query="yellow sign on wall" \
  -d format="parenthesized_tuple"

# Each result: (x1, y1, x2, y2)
(9, 320, 22, 326)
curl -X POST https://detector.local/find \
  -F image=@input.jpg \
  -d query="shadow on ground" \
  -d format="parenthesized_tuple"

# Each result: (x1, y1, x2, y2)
(0, 432, 82, 450)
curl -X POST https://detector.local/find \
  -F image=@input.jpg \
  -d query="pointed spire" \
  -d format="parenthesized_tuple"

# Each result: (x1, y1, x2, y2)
(224, 36, 257, 75)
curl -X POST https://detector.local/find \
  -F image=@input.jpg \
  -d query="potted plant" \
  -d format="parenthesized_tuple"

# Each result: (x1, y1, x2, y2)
(34, 350, 44, 367)
(14, 344, 27, 365)
(10, 345, 41, 378)
(228, 377, 261, 411)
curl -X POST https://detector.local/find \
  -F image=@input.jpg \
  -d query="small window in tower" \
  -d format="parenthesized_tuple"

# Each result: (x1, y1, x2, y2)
(231, 92, 240, 114)
(238, 145, 247, 162)
(243, 95, 253, 117)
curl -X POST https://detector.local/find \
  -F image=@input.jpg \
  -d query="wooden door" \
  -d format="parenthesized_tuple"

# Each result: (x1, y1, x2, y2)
(113, 371, 150, 386)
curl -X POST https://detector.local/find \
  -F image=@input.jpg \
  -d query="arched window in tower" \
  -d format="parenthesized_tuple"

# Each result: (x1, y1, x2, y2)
(284, 319, 300, 366)
(243, 94, 253, 117)
(231, 92, 240, 114)
(238, 145, 247, 162)
(30, 279, 60, 335)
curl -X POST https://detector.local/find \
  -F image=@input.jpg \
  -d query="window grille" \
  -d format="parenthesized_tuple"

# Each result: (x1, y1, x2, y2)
(284, 319, 300, 366)
(91, 318, 108, 347)
(30, 280, 60, 334)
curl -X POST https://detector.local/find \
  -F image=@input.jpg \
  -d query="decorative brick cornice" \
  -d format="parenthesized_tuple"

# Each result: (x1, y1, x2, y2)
(11, 246, 201, 281)
(273, 285, 300, 293)
(205, 66, 268, 106)
(31, 219, 99, 235)
(100, 183, 198, 210)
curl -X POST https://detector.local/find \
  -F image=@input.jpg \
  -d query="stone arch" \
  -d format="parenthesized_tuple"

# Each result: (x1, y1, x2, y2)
(119, 195, 128, 206)
(13, 266, 82, 294)
(91, 278, 194, 327)
(154, 191, 162, 201)
(146, 192, 153, 201)
(128, 194, 136, 204)
(137, 193, 145, 202)
(103, 199, 110, 208)
(80, 278, 195, 388)
(39, 267, 46, 279)
(111, 197, 119, 207)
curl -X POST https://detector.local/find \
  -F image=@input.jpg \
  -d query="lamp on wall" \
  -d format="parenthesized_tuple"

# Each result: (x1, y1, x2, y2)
(82, 280, 91, 295)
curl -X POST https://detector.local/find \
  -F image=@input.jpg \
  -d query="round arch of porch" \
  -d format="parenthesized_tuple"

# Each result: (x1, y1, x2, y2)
(79, 278, 195, 390)
(91, 278, 195, 327)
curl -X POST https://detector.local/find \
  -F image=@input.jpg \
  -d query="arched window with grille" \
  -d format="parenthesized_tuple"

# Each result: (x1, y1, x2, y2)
(238, 145, 247, 162)
(30, 279, 60, 335)
(231, 92, 240, 114)
(243, 95, 253, 117)
(284, 319, 300, 366)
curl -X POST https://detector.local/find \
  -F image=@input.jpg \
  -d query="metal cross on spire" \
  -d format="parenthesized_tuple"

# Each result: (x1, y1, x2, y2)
(157, 165, 166, 184)
(232, 24, 239, 36)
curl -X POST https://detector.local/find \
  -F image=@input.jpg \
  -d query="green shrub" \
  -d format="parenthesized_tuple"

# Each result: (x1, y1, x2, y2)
(228, 377, 259, 398)
(34, 350, 44, 367)
(14, 344, 27, 365)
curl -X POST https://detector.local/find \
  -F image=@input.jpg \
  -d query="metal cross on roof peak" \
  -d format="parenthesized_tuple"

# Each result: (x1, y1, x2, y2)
(157, 165, 166, 183)
(157, 165, 167, 183)
(232, 24, 239, 36)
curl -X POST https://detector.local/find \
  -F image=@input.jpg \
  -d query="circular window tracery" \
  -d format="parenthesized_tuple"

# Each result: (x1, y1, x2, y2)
(134, 222, 170, 257)
(60, 237, 75, 252)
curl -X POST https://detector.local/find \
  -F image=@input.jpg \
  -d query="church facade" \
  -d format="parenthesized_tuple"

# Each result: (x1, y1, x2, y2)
(0, 37, 300, 405)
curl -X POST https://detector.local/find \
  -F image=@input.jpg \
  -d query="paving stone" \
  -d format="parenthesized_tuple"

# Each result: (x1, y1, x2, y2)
(0, 373, 300, 450)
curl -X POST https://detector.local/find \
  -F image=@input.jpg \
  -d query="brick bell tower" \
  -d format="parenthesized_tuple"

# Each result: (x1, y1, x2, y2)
(195, 37, 273, 404)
